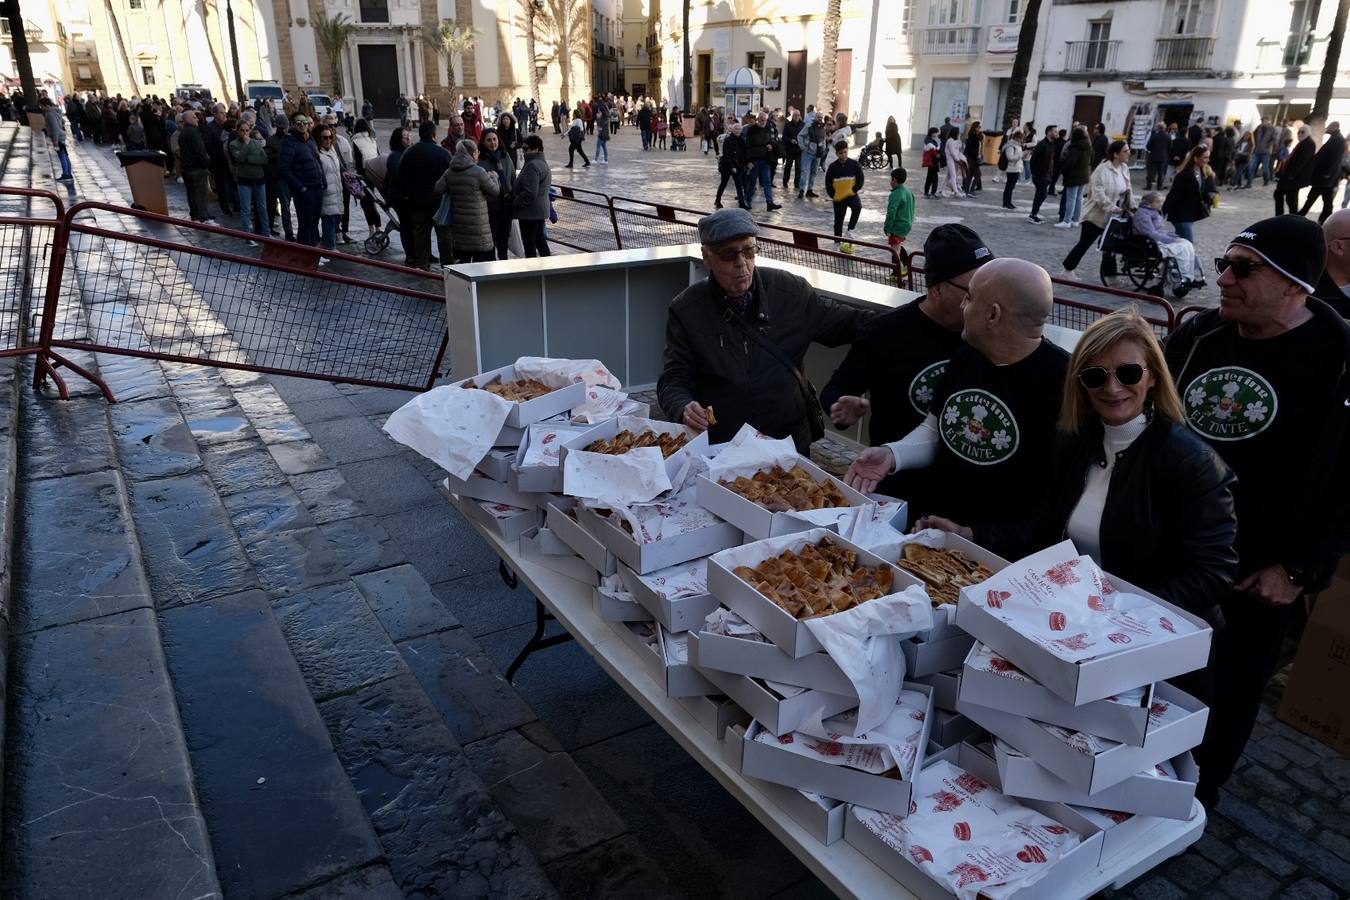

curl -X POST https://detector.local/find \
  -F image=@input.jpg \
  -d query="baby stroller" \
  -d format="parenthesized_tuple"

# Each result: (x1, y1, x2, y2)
(361, 174, 402, 256)
(669, 121, 687, 151)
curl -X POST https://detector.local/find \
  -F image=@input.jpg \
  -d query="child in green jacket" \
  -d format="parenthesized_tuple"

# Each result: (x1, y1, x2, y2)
(884, 167, 915, 252)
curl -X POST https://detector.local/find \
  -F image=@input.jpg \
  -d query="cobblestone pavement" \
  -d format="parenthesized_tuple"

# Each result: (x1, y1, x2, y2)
(25, 126, 1350, 900)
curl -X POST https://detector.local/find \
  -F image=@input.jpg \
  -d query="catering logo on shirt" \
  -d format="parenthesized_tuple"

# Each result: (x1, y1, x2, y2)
(908, 360, 948, 415)
(1182, 366, 1277, 441)
(939, 389, 1019, 465)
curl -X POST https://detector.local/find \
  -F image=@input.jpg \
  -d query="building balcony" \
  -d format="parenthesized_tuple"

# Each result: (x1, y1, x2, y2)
(1255, 31, 1328, 71)
(918, 26, 981, 57)
(1063, 39, 1120, 73)
(1152, 35, 1214, 71)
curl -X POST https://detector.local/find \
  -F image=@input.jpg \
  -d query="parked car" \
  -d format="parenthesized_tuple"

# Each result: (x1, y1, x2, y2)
(306, 92, 334, 119)
(246, 80, 285, 114)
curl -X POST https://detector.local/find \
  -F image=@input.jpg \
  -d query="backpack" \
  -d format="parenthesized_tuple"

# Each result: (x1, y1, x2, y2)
(568, 123, 583, 143)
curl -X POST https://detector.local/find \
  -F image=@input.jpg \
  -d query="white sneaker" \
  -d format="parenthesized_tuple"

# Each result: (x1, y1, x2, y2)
(203, 218, 219, 226)
(246, 239, 259, 247)
(317, 257, 331, 267)
(1053, 221, 1072, 229)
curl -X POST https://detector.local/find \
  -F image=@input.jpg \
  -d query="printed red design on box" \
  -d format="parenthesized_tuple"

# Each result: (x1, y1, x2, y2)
(1049, 611, 1067, 631)
(987, 589, 1010, 609)
(1017, 844, 1048, 863)
(953, 821, 972, 841)
(1045, 559, 1082, 586)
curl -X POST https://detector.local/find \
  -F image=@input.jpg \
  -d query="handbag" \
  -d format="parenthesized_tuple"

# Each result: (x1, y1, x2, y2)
(433, 191, 452, 227)
(341, 169, 365, 199)
(721, 307, 826, 444)
(508, 219, 525, 257)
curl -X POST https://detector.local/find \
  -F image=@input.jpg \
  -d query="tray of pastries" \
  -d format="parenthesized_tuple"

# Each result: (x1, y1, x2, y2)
(584, 430, 691, 458)
(733, 538, 894, 620)
(461, 375, 554, 403)
(719, 465, 849, 513)
(895, 544, 994, 607)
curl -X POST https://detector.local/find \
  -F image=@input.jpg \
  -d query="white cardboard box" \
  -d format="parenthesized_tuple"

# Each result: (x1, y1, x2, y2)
(708, 528, 927, 658)
(519, 529, 600, 586)
(760, 781, 849, 846)
(689, 624, 858, 698)
(695, 455, 872, 540)
(958, 742, 1184, 867)
(453, 364, 586, 429)
(444, 472, 539, 510)
(610, 620, 719, 698)
(593, 584, 653, 623)
(458, 496, 541, 543)
(993, 743, 1201, 821)
(887, 533, 1010, 636)
(578, 503, 743, 576)
(544, 497, 617, 577)
(509, 424, 567, 494)
(843, 743, 1106, 900)
(561, 416, 709, 494)
(676, 694, 749, 741)
(536, 526, 574, 556)
(739, 683, 935, 816)
(954, 571, 1213, 706)
(724, 723, 748, 771)
(902, 632, 976, 678)
(914, 669, 961, 712)
(689, 634, 857, 735)
(958, 642, 1156, 746)
(929, 709, 985, 748)
(617, 561, 720, 634)
(957, 682, 1208, 795)
(474, 448, 515, 482)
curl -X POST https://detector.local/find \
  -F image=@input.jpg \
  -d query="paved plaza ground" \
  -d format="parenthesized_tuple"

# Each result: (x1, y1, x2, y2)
(0, 118, 1346, 899)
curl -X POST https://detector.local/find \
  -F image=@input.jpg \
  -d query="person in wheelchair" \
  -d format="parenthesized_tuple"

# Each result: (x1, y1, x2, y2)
(1132, 191, 1205, 297)
(859, 131, 887, 169)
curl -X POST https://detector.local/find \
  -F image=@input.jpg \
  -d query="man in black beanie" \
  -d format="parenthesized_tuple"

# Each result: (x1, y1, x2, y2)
(1165, 214, 1350, 810)
(820, 224, 995, 502)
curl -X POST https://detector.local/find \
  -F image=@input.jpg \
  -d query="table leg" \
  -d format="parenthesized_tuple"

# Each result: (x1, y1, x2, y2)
(504, 598, 576, 683)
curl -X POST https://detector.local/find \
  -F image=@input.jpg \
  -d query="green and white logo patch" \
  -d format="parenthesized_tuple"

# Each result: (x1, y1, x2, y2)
(909, 360, 948, 416)
(939, 388, 1019, 465)
(1183, 366, 1277, 441)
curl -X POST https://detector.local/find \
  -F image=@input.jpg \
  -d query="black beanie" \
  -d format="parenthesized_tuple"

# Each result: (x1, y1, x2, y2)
(923, 224, 995, 287)
(1227, 215, 1326, 293)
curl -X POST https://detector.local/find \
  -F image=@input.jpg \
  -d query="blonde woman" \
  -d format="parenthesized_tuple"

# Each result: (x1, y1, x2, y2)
(918, 311, 1236, 624)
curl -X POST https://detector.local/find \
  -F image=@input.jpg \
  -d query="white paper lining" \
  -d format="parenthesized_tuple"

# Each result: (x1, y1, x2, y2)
(853, 759, 1081, 900)
(384, 384, 514, 480)
(966, 540, 1201, 663)
(757, 689, 930, 778)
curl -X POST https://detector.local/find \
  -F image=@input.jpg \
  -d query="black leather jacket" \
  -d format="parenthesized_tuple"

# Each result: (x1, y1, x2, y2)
(658, 267, 874, 452)
(975, 414, 1238, 626)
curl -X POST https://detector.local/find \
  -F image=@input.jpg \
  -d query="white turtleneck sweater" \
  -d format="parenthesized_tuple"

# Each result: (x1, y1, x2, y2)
(1065, 414, 1148, 564)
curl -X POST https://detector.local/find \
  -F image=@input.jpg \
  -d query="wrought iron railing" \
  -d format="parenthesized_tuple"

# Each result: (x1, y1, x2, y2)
(1064, 40, 1120, 72)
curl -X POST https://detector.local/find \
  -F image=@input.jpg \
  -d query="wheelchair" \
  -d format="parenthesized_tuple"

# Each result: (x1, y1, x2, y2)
(1096, 216, 1191, 298)
(858, 144, 888, 170)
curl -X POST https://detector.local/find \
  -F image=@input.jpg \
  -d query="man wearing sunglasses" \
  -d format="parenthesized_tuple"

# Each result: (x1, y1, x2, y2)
(1165, 214, 1350, 810)
(820, 224, 994, 502)
(844, 258, 1068, 524)
(658, 208, 875, 451)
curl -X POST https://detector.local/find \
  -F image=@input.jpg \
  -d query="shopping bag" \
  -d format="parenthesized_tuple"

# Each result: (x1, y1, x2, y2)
(508, 219, 525, 257)
(433, 191, 452, 227)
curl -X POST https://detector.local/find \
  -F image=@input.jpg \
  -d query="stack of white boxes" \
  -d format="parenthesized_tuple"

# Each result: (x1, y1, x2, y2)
(948, 563, 1214, 865)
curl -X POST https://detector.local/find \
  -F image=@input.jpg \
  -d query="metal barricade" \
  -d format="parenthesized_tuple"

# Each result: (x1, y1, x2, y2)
(607, 195, 906, 286)
(550, 186, 622, 252)
(0, 186, 65, 359)
(41, 203, 448, 400)
(903, 250, 1177, 336)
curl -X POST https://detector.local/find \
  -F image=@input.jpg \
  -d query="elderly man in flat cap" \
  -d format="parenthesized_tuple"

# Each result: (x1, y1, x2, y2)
(657, 208, 876, 452)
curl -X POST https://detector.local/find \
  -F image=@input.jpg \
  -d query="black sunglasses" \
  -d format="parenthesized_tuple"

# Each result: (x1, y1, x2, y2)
(1078, 363, 1146, 390)
(1215, 257, 1266, 279)
(712, 244, 757, 262)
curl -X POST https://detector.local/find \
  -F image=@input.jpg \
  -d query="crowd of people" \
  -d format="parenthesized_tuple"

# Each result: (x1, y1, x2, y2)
(661, 203, 1349, 814)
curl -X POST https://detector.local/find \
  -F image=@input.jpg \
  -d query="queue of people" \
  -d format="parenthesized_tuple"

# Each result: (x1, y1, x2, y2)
(659, 207, 1349, 813)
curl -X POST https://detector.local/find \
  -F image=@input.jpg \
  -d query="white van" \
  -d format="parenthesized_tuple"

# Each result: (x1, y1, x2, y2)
(306, 92, 335, 119)
(246, 80, 285, 114)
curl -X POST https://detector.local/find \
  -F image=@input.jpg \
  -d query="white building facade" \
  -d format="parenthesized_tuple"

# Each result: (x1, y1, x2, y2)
(1036, 0, 1350, 144)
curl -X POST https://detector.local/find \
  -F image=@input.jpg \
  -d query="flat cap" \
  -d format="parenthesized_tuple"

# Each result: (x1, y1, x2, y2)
(698, 208, 759, 245)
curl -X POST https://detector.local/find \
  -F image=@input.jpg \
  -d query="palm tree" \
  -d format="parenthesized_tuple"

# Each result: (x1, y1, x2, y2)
(1308, 0, 1350, 136)
(519, 0, 543, 108)
(816, 0, 842, 114)
(424, 21, 476, 102)
(682, 0, 691, 110)
(312, 12, 357, 97)
(1002, 0, 1044, 130)
(535, 0, 588, 105)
